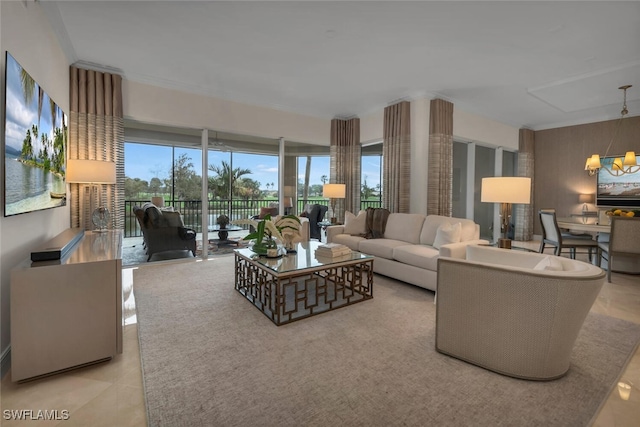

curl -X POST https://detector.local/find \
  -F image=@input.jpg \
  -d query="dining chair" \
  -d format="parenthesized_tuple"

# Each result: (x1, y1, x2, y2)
(538, 210, 598, 262)
(597, 216, 640, 282)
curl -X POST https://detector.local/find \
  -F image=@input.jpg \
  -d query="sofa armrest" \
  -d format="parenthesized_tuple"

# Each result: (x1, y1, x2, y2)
(178, 227, 196, 241)
(298, 218, 310, 241)
(326, 225, 345, 243)
(439, 239, 490, 259)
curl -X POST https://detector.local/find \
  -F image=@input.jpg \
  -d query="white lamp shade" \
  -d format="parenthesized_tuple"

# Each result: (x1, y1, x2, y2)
(578, 193, 595, 204)
(283, 197, 293, 208)
(323, 183, 346, 199)
(66, 159, 116, 184)
(481, 177, 531, 204)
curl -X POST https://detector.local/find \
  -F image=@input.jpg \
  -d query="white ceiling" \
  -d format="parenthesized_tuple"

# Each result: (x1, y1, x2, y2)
(40, 1, 640, 131)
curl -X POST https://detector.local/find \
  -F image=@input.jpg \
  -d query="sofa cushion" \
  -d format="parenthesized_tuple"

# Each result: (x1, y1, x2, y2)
(533, 256, 564, 271)
(163, 210, 185, 228)
(392, 245, 440, 271)
(433, 222, 462, 249)
(358, 238, 409, 259)
(420, 215, 478, 246)
(144, 204, 164, 228)
(343, 210, 367, 236)
(332, 234, 366, 251)
(384, 213, 425, 244)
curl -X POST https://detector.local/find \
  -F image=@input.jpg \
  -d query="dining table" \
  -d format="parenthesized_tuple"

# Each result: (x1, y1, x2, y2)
(556, 217, 611, 234)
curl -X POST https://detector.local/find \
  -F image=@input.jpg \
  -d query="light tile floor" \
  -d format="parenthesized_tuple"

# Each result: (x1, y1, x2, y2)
(1, 241, 638, 426)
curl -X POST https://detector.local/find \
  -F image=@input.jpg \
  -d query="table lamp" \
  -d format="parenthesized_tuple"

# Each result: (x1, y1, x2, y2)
(481, 177, 531, 249)
(323, 183, 346, 224)
(579, 193, 595, 213)
(66, 159, 117, 232)
(283, 197, 293, 215)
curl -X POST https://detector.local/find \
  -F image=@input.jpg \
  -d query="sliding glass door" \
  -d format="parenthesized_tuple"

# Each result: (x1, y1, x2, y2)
(123, 121, 332, 262)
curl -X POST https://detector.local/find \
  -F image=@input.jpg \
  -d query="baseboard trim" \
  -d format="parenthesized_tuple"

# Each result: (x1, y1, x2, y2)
(1, 345, 11, 379)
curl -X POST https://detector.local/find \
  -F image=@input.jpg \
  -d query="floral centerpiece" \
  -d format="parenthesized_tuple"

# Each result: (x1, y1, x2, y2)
(274, 215, 303, 252)
(216, 214, 230, 228)
(233, 214, 301, 255)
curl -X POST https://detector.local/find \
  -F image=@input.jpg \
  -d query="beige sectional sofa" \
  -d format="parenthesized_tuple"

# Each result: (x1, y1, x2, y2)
(326, 213, 487, 291)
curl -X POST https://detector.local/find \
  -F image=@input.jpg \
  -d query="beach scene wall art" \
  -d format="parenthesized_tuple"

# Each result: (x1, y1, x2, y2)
(4, 51, 67, 217)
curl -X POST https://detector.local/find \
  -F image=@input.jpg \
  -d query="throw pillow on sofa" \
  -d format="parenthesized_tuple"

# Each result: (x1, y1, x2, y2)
(258, 206, 278, 219)
(163, 210, 185, 228)
(365, 207, 390, 239)
(533, 256, 564, 271)
(433, 222, 462, 249)
(343, 210, 367, 236)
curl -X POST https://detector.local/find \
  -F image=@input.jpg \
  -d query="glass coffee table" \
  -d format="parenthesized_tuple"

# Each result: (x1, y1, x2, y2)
(208, 224, 243, 245)
(234, 241, 374, 325)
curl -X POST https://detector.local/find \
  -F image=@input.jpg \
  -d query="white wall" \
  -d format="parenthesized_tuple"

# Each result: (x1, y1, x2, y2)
(0, 1, 71, 362)
(359, 109, 383, 145)
(454, 108, 519, 149)
(123, 80, 330, 145)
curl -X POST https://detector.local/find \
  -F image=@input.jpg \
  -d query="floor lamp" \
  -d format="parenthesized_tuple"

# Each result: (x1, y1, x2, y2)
(481, 177, 531, 249)
(323, 183, 346, 224)
(66, 159, 117, 232)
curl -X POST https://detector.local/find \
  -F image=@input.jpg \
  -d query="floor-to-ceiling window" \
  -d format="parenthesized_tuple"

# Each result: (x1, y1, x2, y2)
(124, 142, 203, 234)
(297, 155, 330, 211)
(207, 149, 279, 222)
(123, 121, 331, 262)
(361, 143, 383, 210)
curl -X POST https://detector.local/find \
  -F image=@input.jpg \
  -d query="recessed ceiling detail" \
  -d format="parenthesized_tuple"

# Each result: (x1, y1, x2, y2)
(40, 1, 640, 131)
(528, 61, 640, 113)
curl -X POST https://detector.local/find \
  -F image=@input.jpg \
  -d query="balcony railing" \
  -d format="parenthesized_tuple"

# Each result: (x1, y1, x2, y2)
(124, 198, 382, 237)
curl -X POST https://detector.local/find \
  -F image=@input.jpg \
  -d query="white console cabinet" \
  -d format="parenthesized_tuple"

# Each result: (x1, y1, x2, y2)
(10, 230, 123, 381)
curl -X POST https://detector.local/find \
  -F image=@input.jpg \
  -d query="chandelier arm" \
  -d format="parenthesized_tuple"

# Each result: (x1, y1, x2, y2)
(600, 164, 640, 177)
(601, 116, 624, 159)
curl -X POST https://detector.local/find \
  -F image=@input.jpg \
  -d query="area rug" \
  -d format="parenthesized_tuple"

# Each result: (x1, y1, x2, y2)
(194, 237, 249, 258)
(133, 256, 640, 427)
(122, 238, 248, 266)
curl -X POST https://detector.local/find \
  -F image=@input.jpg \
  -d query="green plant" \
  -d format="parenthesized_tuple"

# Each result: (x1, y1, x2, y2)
(233, 214, 301, 245)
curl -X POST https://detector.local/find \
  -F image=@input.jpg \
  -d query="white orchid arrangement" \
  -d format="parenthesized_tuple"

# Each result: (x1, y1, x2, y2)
(274, 216, 303, 242)
(232, 214, 301, 246)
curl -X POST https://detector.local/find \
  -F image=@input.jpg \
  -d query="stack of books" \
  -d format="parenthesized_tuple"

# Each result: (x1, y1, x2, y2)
(315, 243, 352, 258)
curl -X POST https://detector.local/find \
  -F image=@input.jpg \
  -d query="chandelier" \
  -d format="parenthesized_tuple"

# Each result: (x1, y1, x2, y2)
(585, 85, 639, 176)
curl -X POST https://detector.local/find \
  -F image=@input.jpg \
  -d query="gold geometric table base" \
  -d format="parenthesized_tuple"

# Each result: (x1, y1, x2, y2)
(235, 254, 373, 326)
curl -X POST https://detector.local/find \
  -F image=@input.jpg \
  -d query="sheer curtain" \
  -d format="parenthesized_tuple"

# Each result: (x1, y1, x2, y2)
(427, 98, 453, 216)
(69, 66, 124, 230)
(515, 128, 535, 241)
(330, 118, 361, 221)
(383, 101, 411, 213)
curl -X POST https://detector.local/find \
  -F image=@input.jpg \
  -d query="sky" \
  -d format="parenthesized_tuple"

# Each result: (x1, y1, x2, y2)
(125, 142, 381, 190)
(4, 52, 66, 156)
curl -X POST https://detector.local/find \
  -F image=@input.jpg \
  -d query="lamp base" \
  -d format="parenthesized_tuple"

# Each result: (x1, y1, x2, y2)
(92, 207, 110, 232)
(498, 238, 512, 249)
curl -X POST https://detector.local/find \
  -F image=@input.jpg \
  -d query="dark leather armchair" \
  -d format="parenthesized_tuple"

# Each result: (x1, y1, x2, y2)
(301, 203, 328, 240)
(133, 203, 197, 260)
